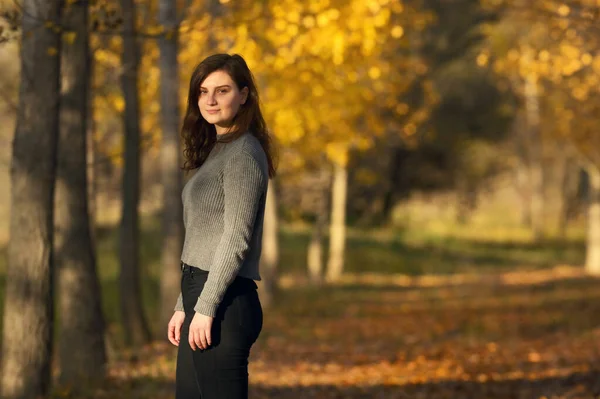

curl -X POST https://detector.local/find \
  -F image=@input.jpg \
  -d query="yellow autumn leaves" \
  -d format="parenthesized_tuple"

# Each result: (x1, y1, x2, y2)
(479, 0, 600, 161)
(89, 0, 434, 170)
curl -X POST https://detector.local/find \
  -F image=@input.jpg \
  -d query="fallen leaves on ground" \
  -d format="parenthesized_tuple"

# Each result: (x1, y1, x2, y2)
(66, 266, 600, 399)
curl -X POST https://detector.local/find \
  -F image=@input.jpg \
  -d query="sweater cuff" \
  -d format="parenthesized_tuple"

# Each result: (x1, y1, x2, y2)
(174, 293, 184, 312)
(194, 298, 218, 318)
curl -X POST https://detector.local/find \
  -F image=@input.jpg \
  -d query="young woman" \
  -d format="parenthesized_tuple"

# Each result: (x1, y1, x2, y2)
(167, 53, 277, 399)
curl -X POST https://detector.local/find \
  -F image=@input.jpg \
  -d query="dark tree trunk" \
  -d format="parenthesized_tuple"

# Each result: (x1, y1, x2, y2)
(585, 164, 600, 275)
(206, 0, 224, 50)
(307, 196, 327, 285)
(120, 0, 151, 346)
(158, 0, 184, 331)
(55, 0, 107, 388)
(308, 171, 330, 285)
(558, 155, 579, 238)
(381, 146, 405, 222)
(87, 44, 97, 239)
(455, 177, 478, 225)
(0, 1, 62, 398)
(524, 75, 545, 240)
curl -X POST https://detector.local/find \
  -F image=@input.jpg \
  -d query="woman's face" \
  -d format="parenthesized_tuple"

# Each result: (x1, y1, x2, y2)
(198, 70, 248, 134)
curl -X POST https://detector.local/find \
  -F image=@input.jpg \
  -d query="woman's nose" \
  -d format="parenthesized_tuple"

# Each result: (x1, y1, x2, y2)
(206, 93, 217, 105)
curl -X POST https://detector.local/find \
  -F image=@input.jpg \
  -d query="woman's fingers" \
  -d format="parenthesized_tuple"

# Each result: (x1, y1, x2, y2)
(198, 328, 208, 350)
(167, 323, 178, 346)
(174, 320, 182, 344)
(189, 328, 197, 351)
(167, 312, 185, 347)
(188, 314, 214, 351)
(205, 324, 212, 347)
(190, 327, 206, 351)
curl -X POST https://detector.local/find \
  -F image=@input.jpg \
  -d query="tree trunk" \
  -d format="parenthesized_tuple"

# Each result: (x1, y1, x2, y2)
(0, 1, 62, 398)
(455, 177, 477, 225)
(120, 0, 151, 346)
(158, 0, 184, 333)
(259, 181, 279, 307)
(308, 173, 329, 284)
(511, 111, 533, 228)
(529, 159, 545, 239)
(326, 161, 348, 283)
(87, 43, 97, 238)
(524, 74, 544, 240)
(55, 0, 107, 388)
(515, 161, 532, 227)
(558, 155, 578, 238)
(585, 164, 600, 275)
(381, 146, 404, 223)
(206, 0, 224, 50)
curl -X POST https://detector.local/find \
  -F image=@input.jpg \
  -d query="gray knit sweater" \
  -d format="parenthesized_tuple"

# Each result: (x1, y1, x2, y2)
(174, 132, 268, 317)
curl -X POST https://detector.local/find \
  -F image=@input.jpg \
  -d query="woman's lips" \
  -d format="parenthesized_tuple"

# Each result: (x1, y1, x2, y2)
(206, 109, 220, 114)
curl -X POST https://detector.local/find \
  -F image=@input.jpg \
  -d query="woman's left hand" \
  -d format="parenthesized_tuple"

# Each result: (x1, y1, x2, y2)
(189, 313, 214, 351)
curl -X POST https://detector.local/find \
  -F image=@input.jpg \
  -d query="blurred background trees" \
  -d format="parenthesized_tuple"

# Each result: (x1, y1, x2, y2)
(0, 0, 599, 397)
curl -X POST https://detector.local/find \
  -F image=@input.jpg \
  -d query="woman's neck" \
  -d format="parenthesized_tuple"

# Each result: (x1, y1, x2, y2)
(215, 123, 234, 136)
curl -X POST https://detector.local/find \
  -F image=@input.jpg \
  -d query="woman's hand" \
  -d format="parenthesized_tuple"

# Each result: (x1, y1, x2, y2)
(167, 311, 186, 346)
(189, 313, 214, 351)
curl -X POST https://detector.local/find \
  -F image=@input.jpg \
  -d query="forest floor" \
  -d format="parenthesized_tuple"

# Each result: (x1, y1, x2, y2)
(0, 216, 596, 398)
(58, 264, 600, 399)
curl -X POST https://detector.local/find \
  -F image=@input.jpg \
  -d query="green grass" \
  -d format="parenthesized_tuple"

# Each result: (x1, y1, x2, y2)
(0, 213, 588, 342)
(279, 224, 585, 276)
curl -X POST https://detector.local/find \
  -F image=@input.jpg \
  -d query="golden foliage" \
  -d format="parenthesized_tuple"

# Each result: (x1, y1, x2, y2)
(89, 0, 437, 171)
(480, 0, 600, 164)
(175, 0, 435, 167)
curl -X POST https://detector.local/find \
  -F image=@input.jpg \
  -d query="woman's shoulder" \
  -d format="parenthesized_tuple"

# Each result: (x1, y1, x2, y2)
(223, 133, 268, 177)
(229, 132, 266, 159)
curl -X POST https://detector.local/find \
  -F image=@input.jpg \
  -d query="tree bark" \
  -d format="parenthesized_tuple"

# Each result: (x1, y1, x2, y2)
(158, 0, 184, 333)
(511, 111, 533, 228)
(524, 73, 544, 240)
(259, 180, 279, 307)
(0, 1, 62, 398)
(326, 161, 348, 283)
(515, 161, 532, 227)
(120, 0, 151, 345)
(87, 42, 97, 238)
(585, 164, 600, 275)
(455, 177, 478, 225)
(381, 146, 404, 223)
(55, 0, 107, 387)
(558, 155, 579, 238)
(308, 172, 329, 285)
(206, 0, 224, 50)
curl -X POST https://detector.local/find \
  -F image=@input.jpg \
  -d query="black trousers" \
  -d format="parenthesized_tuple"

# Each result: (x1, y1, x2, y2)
(175, 263, 263, 399)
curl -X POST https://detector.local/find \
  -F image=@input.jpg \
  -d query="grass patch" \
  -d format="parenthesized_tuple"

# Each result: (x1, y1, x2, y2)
(0, 214, 588, 343)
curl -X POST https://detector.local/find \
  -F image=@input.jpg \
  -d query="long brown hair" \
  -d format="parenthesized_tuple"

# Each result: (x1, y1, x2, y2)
(181, 53, 277, 177)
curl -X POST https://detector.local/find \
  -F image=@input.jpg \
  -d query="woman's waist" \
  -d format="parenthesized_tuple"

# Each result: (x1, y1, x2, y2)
(180, 262, 258, 293)
(180, 257, 261, 280)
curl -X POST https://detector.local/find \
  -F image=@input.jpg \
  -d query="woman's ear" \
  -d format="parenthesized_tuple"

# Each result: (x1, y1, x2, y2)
(241, 87, 249, 104)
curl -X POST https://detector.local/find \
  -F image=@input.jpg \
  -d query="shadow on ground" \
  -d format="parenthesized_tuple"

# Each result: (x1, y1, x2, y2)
(90, 369, 600, 399)
(251, 370, 600, 399)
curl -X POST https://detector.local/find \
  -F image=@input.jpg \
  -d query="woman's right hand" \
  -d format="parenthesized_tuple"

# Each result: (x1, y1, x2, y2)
(168, 311, 186, 346)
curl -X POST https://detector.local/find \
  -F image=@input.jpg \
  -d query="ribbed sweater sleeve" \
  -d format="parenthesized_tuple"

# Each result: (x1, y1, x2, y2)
(174, 293, 183, 312)
(193, 150, 266, 317)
